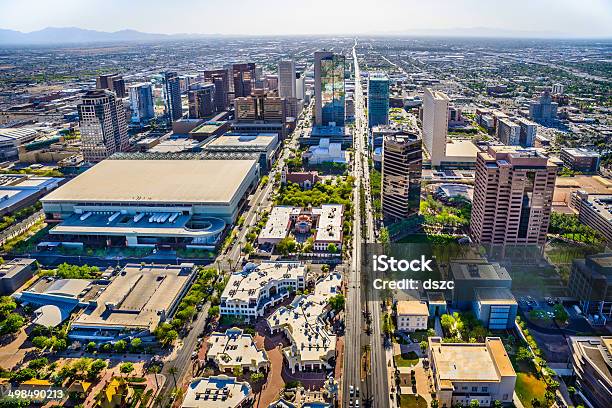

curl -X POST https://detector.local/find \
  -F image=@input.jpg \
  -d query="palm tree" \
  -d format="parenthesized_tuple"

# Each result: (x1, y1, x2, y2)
(168, 366, 178, 388)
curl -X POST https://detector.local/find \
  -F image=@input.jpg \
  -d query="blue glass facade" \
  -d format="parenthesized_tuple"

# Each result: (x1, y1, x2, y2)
(367, 74, 389, 128)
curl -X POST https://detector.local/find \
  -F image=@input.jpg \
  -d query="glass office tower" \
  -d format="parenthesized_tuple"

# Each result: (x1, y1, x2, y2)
(367, 73, 390, 128)
(315, 51, 346, 126)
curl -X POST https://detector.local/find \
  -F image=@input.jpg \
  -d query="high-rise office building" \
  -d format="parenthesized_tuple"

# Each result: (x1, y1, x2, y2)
(296, 71, 306, 100)
(96, 74, 126, 98)
(516, 117, 537, 147)
(128, 82, 154, 125)
(163, 71, 182, 123)
(314, 51, 346, 126)
(204, 69, 230, 111)
(381, 131, 423, 221)
(470, 146, 558, 246)
(188, 83, 216, 119)
(497, 118, 521, 145)
(233, 63, 256, 98)
(367, 73, 390, 128)
(422, 88, 449, 166)
(529, 89, 558, 123)
(234, 90, 286, 123)
(78, 90, 129, 162)
(278, 60, 297, 99)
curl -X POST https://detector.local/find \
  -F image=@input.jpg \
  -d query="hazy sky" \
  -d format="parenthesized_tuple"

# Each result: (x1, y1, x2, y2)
(1, 0, 611, 37)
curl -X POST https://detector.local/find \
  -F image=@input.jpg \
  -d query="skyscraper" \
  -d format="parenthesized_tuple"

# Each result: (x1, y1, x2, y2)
(367, 73, 390, 128)
(296, 71, 305, 100)
(78, 90, 129, 162)
(233, 63, 256, 98)
(422, 88, 449, 167)
(381, 131, 423, 221)
(314, 51, 346, 127)
(204, 69, 230, 111)
(470, 146, 558, 247)
(278, 60, 296, 99)
(128, 82, 154, 125)
(188, 83, 216, 119)
(529, 89, 558, 123)
(163, 71, 182, 123)
(96, 73, 126, 98)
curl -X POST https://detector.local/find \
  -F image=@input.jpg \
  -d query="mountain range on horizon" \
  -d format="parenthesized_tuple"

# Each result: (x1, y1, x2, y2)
(0, 26, 609, 45)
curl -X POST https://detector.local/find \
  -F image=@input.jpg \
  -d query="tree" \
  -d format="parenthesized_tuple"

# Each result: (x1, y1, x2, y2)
(27, 357, 48, 371)
(250, 372, 264, 382)
(0, 296, 17, 319)
(86, 341, 97, 352)
(130, 338, 142, 352)
(232, 366, 243, 377)
(328, 294, 345, 313)
(469, 399, 480, 408)
(276, 236, 297, 255)
(0, 397, 30, 408)
(168, 366, 178, 387)
(88, 359, 107, 379)
(419, 341, 428, 354)
(113, 340, 127, 353)
(516, 347, 532, 361)
(208, 306, 220, 318)
(73, 358, 92, 378)
(12, 368, 36, 382)
(326, 243, 338, 253)
(440, 314, 455, 334)
(553, 304, 569, 323)
(430, 400, 439, 408)
(493, 401, 502, 408)
(119, 362, 134, 377)
(0, 313, 24, 335)
(567, 386, 576, 398)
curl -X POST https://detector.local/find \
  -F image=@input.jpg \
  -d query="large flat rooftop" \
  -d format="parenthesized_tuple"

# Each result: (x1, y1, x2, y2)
(42, 159, 257, 205)
(429, 337, 515, 383)
(206, 133, 277, 149)
(72, 263, 195, 331)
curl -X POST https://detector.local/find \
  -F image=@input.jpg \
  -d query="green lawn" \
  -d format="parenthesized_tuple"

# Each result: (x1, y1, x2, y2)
(394, 351, 419, 367)
(515, 372, 547, 408)
(400, 395, 428, 408)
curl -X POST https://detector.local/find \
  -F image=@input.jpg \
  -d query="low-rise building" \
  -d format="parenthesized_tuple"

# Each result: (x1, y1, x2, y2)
(41, 159, 259, 248)
(189, 121, 230, 142)
(69, 263, 196, 342)
(450, 259, 512, 308)
(206, 327, 269, 373)
(0, 174, 63, 216)
(203, 132, 279, 171)
(267, 273, 341, 373)
(280, 166, 320, 189)
(303, 138, 347, 165)
(0, 258, 37, 295)
(16, 278, 92, 327)
(568, 253, 612, 323)
(572, 192, 612, 245)
(560, 148, 601, 173)
(568, 336, 612, 408)
(396, 300, 429, 332)
(257, 205, 343, 252)
(473, 287, 518, 330)
(220, 262, 306, 319)
(182, 375, 253, 408)
(428, 337, 516, 407)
